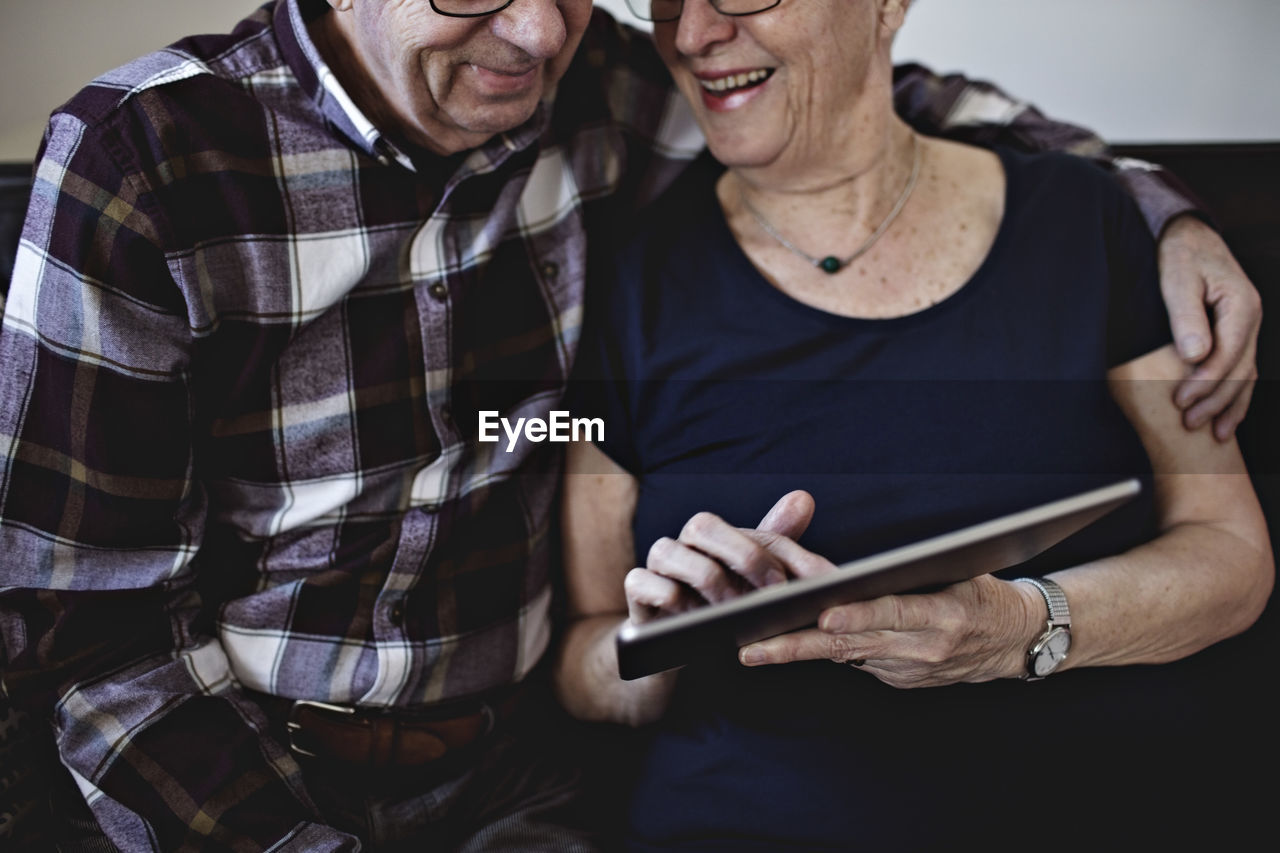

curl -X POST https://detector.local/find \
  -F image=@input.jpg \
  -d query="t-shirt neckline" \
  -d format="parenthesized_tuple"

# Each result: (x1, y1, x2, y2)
(710, 145, 1018, 330)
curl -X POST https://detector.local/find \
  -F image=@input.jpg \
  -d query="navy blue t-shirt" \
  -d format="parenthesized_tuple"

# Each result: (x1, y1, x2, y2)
(575, 148, 1191, 849)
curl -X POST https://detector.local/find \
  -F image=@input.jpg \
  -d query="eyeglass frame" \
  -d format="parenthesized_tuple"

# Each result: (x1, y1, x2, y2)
(424, 0, 784, 23)
(428, 0, 519, 19)
(624, 0, 784, 24)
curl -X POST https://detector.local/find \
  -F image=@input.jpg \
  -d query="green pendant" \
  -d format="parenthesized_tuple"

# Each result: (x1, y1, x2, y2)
(819, 256, 842, 274)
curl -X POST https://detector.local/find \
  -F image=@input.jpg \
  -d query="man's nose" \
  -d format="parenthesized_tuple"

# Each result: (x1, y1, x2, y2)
(490, 0, 568, 61)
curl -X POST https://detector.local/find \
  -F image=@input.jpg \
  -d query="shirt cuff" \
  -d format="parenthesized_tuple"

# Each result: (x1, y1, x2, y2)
(1111, 157, 1214, 238)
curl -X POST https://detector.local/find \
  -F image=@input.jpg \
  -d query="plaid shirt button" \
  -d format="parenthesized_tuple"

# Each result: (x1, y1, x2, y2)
(428, 282, 448, 301)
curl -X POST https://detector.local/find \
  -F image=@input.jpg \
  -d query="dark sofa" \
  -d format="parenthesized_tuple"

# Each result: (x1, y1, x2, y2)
(1, 144, 1277, 846)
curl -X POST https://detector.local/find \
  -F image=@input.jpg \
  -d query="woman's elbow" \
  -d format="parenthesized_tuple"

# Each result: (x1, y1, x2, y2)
(1235, 533, 1275, 637)
(1211, 512, 1275, 641)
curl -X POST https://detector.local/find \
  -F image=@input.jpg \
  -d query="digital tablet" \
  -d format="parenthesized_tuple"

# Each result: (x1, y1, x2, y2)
(615, 477, 1141, 680)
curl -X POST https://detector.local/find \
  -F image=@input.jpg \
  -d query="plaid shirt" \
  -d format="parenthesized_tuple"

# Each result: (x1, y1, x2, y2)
(0, 1, 1198, 849)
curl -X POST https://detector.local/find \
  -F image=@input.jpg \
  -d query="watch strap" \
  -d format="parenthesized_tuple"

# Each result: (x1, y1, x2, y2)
(1015, 577, 1070, 628)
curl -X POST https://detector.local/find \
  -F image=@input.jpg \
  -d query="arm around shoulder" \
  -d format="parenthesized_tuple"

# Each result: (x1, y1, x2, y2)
(892, 60, 1262, 420)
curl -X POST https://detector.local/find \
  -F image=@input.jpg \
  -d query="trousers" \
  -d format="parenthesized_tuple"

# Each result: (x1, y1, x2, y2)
(49, 677, 624, 852)
(297, 686, 608, 852)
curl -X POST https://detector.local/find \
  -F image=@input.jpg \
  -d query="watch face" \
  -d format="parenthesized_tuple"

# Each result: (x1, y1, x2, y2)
(1033, 627, 1071, 676)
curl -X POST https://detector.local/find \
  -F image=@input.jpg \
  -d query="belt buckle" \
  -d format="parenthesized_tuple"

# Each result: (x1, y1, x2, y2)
(286, 699, 358, 759)
(477, 701, 496, 738)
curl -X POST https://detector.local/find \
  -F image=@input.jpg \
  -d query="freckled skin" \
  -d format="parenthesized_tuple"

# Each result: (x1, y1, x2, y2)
(653, 0, 1006, 320)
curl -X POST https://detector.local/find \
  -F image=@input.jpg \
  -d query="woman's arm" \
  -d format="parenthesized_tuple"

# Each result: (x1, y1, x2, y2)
(1057, 343, 1272, 668)
(737, 343, 1272, 680)
(553, 441, 679, 727)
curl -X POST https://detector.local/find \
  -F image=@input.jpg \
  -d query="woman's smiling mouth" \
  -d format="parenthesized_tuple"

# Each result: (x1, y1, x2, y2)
(694, 68, 775, 111)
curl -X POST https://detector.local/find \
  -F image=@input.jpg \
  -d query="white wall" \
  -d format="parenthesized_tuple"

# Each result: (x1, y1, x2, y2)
(894, 0, 1280, 144)
(0, 0, 258, 161)
(1, 0, 1277, 161)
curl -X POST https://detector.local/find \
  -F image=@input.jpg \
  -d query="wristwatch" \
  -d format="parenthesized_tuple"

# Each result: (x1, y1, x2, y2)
(1015, 577, 1071, 681)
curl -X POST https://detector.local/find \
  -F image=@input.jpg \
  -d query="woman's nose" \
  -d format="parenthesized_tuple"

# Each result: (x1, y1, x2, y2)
(672, 0, 738, 57)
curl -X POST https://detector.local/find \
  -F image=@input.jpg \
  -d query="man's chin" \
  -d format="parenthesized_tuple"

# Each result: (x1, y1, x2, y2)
(409, 88, 547, 155)
(452, 96, 542, 139)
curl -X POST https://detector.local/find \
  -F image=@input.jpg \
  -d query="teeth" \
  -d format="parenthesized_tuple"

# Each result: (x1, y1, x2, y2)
(699, 68, 770, 93)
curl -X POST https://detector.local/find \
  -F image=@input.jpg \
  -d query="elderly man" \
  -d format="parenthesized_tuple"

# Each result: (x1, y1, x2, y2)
(0, 0, 1261, 850)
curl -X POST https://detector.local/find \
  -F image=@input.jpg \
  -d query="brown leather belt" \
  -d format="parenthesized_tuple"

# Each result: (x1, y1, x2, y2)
(283, 688, 523, 770)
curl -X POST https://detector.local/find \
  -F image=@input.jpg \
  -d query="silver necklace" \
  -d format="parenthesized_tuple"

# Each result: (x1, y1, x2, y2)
(741, 133, 922, 274)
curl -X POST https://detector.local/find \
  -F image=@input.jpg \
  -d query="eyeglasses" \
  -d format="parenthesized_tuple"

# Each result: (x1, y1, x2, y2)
(428, 0, 520, 18)
(624, 0, 783, 24)
(427, 0, 784, 22)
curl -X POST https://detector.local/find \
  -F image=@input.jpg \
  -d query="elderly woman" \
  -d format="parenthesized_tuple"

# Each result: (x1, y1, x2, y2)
(554, 0, 1273, 849)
